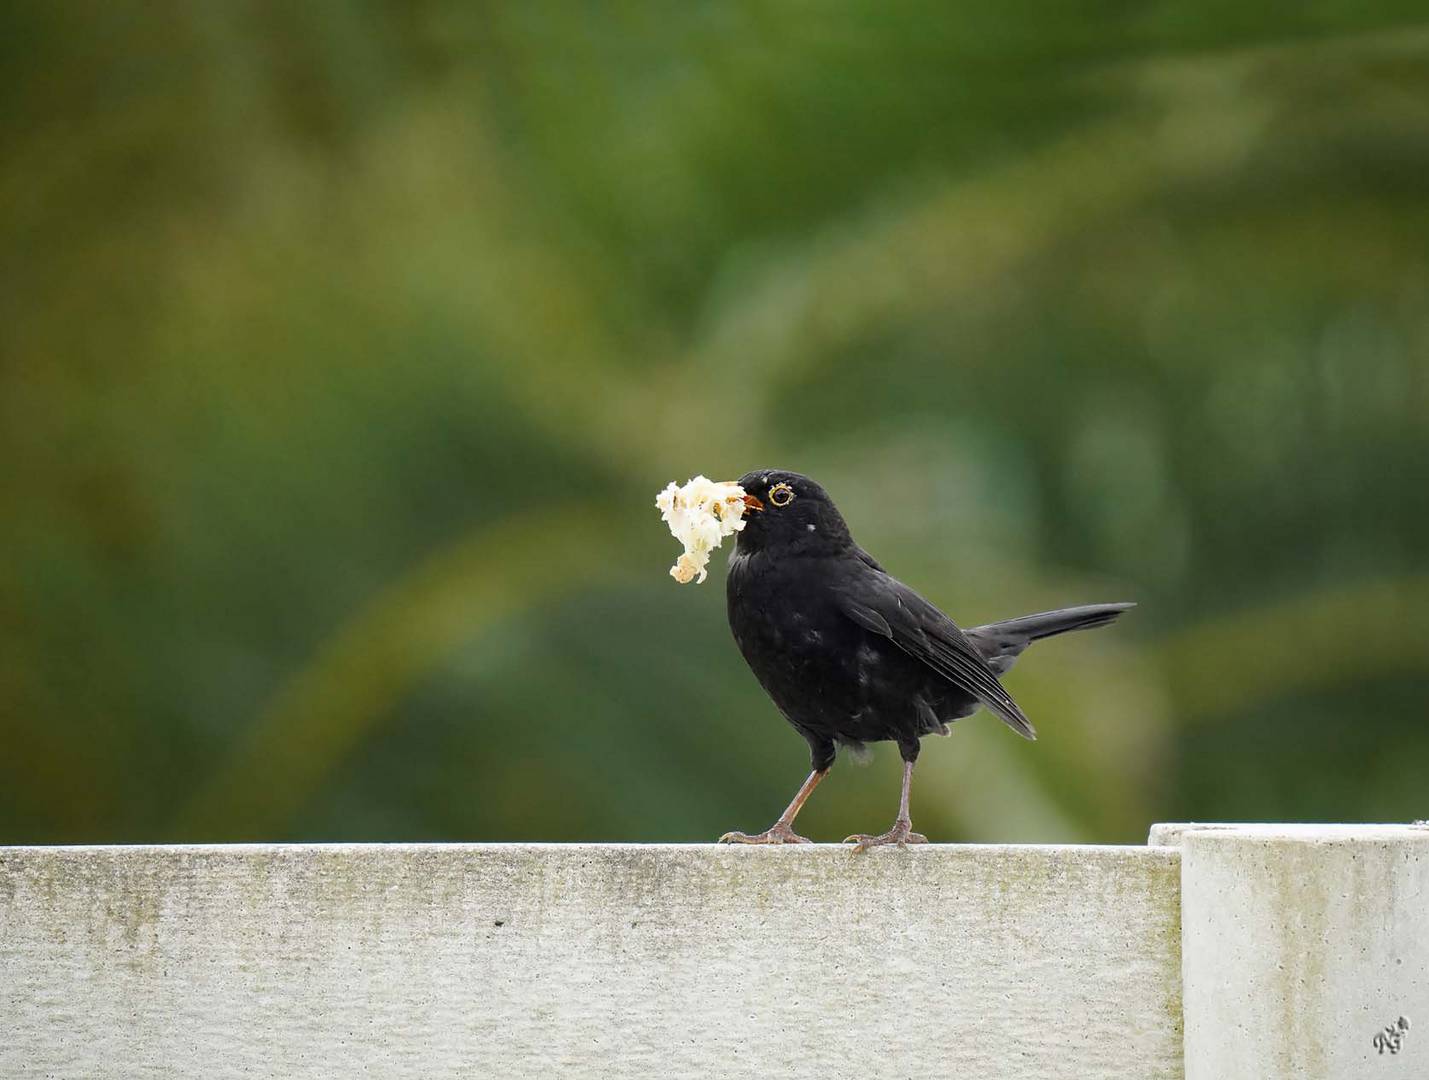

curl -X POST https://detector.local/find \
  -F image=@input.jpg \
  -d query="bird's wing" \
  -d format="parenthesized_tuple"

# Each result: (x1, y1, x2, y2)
(852, 545, 886, 573)
(836, 573, 1037, 740)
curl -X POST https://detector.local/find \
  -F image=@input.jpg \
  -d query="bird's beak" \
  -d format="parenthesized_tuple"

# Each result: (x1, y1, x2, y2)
(720, 482, 763, 511)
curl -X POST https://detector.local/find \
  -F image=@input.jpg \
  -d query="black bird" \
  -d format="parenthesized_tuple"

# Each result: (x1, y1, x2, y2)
(718, 469, 1133, 850)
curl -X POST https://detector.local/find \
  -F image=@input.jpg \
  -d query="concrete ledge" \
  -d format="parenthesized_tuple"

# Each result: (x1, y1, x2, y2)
(7, 830, 1423, 1078)
(0, 843, 1182, 1079)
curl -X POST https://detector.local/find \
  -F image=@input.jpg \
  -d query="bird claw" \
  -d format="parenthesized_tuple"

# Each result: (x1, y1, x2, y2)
(843, 822, 928, 852)
(718, 823, 812, 845)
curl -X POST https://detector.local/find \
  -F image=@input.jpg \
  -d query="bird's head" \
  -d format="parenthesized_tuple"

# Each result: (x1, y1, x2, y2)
(728, 469, 853, 555)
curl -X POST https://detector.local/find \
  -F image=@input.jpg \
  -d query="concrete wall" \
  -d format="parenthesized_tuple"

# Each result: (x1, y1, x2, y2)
(1, 843, 1181, 1080)
(1157, 823, 1428, 1080)
(1, 827, 1424, 1078)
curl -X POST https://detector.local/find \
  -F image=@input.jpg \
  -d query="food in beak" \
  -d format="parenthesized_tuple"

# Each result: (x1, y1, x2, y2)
(655, 476, 751, 584)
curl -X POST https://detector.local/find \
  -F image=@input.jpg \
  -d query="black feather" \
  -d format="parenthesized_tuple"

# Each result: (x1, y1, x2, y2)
(966, 603, 1136, 675)
(837, 578, 1036, 740)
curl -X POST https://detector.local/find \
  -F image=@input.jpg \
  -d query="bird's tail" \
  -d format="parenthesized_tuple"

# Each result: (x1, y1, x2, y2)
(979, 603, 1135, 642)
(965, 602, 1135, 674)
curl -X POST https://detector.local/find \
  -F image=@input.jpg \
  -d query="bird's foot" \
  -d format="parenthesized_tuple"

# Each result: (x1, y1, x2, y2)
(843, 819, 928, 853)
(718, 821, 812, 845)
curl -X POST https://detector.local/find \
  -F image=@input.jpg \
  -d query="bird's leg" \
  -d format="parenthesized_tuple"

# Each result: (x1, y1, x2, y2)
(718, 768, 828, 845)
(845, 759, 929, 852)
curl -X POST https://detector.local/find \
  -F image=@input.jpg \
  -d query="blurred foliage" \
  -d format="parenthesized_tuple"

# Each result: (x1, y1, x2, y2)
(3, 2, 1427, 845)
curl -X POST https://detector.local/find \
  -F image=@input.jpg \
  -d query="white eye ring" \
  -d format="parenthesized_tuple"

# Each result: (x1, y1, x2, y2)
(769, 482, 795, 508)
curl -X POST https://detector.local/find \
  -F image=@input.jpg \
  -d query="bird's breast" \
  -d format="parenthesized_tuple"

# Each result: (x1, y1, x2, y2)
(727, 556, 864, 688)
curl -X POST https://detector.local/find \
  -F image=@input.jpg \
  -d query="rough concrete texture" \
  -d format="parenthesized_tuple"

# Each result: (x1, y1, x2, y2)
(1173, 824, 1429, 1080)
(1147, 822, 1250, 847)
(0, 843, 1183, 1079)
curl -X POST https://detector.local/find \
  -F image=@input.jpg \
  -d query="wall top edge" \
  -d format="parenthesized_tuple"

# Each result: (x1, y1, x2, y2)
(1149, 821, 1429, 847)
(0, 841, 1179, 859)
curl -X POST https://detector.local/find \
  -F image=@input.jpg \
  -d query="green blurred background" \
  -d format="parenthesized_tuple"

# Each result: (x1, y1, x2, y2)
(3, 3, 1427, 845)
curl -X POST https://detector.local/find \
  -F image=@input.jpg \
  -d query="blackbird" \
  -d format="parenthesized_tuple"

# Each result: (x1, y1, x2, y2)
(718, 469, 1133, 850)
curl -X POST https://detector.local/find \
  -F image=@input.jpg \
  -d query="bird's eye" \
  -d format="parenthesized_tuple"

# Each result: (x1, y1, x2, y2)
(768, 482, 796, 508)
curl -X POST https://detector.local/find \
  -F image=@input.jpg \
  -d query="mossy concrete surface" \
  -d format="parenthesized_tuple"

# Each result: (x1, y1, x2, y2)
(0, 843, 1182, 1079)
(1167, 824, 1429, 1080)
